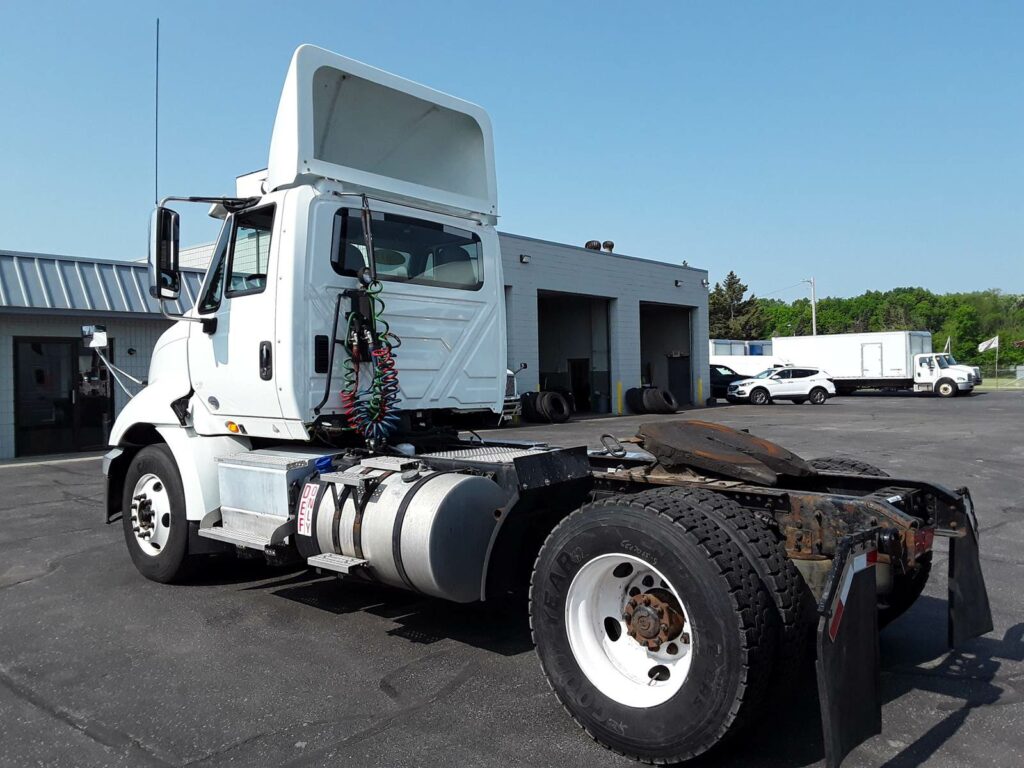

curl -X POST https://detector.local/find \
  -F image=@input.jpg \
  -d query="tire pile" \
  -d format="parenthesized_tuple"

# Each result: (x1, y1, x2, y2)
(520, 391, 572, 423)
(625, 386, 679, 414)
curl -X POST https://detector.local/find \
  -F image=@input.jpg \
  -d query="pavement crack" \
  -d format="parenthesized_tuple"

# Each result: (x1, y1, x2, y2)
(0, 665, 177, 767)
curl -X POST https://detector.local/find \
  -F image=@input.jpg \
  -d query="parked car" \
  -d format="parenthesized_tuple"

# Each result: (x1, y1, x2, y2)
(726, 366, 836, 405)
(710, 364, 747, 399)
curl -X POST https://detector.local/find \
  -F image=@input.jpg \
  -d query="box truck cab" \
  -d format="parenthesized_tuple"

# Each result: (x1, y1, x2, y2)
(913, 352, 979, 396)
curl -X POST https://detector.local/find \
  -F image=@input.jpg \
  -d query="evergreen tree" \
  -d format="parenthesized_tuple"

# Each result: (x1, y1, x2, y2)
(709, 272, 765, 339)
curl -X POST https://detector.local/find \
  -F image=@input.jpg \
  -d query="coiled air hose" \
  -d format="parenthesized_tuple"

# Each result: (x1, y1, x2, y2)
(341, 280, 402, 443)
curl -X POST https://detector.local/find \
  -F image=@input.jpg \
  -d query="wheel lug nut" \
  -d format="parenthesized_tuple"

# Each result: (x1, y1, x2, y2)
(660, 623, 669, 633)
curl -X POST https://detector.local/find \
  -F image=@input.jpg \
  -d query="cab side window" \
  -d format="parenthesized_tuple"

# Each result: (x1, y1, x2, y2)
(225, 205, 275, 298)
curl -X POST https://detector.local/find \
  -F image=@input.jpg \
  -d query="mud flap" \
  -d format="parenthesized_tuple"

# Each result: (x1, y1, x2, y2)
(948, 490, 994, 647)
(815, 530, 881, 768)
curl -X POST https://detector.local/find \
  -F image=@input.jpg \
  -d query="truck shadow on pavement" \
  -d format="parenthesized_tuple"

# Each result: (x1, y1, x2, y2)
(249, 568, 536, 656)
(875, 596, 1024, 768)
(209, 564, 1022, 768)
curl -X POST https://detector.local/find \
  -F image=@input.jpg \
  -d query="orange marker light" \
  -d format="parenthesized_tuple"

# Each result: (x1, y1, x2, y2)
(226, 421, 241, 433)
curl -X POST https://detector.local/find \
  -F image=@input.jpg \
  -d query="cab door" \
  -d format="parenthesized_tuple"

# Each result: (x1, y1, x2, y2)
(188, 203, 283, 422)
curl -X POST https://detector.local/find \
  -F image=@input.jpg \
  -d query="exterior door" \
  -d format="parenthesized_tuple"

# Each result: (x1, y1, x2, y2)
(188, 205, 283, 421)
(568, 358, 591, 412)
(13, 338, 115, 456)
(861, 343, 883, 377)
(667, 355, 692, 406)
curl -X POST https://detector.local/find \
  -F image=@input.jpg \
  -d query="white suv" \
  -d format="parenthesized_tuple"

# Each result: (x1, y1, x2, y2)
(726, 367, 836, 405)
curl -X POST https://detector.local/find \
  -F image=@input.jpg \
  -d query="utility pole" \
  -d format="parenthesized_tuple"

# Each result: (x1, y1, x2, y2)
(802, 277, 817, 335)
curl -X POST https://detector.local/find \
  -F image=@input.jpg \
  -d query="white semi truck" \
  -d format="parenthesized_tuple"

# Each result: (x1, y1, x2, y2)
(772, 331, 981, 397)
(101, 46, 991, 767)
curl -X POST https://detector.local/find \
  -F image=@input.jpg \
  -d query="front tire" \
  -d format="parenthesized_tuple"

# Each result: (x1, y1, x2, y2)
(936, 379, 957, 398)
(749, 388, 770, 406)
(530, 494, 775, 763)
(121, 444, 192, 583)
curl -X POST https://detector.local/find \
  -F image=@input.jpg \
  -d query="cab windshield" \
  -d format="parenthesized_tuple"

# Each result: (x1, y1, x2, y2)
(936, 356, 949, 369)
(938, 354, 958, 366)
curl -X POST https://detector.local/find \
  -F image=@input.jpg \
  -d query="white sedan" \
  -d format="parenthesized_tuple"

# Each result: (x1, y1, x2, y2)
(726, 367, 836, 405)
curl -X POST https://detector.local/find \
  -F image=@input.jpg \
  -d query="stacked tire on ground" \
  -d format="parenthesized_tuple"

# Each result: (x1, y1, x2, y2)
(521, 390, 572, 423)
(530, 485, 815, 763)
(625, 386, 679, 414)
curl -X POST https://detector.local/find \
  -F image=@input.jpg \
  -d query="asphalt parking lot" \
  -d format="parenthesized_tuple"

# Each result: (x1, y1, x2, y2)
(1, 391, 1022, 768)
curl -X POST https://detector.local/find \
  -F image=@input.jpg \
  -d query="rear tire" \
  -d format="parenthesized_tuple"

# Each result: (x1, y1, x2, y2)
(625, 387, 646, 414)
(121, 444, 192, 583)
(878, 552, 933, 627)
(749, 388, 770, 406)
(808, 456, 889, 477)
(540, 391, 571, 423)
(807, 456, 930, 626)
(642, 387, 678, 414)
(530, 492, 775, 763)
(520, 392, 542, 422)
(629, 487, 815, 686)
(808, 387, 828, 405)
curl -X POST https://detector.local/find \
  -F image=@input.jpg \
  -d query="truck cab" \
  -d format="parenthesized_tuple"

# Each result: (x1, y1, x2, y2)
(912, 353, 977, 396)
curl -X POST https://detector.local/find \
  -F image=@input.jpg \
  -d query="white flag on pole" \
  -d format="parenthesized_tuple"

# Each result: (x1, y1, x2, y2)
(977, 336, 999, 353)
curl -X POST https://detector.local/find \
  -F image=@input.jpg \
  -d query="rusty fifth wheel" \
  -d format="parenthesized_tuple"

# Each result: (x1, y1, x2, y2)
(530, 490, 776, 763)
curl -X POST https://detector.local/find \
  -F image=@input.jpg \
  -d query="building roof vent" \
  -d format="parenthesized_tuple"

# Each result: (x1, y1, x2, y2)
(584, 240, 602, 250)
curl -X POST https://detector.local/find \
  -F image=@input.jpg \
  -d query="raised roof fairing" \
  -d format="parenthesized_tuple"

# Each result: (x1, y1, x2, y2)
(267, 46, 497, 219)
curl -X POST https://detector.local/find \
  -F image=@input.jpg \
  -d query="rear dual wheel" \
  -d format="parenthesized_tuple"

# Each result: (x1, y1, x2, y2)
(530, 489, 800, 762)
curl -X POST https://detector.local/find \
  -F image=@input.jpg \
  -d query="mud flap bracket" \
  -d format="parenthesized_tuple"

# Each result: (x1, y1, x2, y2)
(815, 528, 882, 768)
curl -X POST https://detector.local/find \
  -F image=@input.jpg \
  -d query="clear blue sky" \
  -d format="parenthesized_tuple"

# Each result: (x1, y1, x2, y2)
(1, 1, 1021, 298)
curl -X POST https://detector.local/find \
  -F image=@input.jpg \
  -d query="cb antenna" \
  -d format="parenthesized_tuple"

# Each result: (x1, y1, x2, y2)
(154, 18, 160, 205)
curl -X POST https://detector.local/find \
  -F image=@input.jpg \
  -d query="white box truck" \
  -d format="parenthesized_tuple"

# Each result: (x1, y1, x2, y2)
(95, 45, 992, 767)
(771, 331, 980, 396)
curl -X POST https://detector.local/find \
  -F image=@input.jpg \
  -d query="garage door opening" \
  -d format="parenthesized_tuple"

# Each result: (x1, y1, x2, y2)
(537, 291, 611, 413)
(639, 302, 693, 407)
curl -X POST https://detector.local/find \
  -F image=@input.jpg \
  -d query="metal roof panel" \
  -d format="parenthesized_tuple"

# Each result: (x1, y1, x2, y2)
(0, 250, 204, 316)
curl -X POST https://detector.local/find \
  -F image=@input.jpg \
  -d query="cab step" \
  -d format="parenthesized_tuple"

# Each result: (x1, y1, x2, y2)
(307, 553, 368, 574)
(197, 525, 277, 549)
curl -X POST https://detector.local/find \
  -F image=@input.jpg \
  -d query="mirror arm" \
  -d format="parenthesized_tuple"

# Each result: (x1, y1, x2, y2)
(157, 298, 216, 334)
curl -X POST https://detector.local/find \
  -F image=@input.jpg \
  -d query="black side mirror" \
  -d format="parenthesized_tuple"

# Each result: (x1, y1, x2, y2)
(516, 362, 528, 373)
(149, 207, 181, 300)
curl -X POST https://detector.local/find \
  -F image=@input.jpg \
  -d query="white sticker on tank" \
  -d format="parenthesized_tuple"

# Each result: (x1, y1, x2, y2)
(297, 482, 318, 537)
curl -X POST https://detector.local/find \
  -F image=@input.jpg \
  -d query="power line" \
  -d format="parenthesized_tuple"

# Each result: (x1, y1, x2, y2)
(761, 281, 807, 298)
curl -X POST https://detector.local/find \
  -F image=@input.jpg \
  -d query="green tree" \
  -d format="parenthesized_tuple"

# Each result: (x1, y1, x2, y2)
(709, 272, 766, 339)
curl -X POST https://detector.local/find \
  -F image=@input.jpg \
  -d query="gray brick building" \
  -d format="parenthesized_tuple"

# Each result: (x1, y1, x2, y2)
(1, 239, 708, 459)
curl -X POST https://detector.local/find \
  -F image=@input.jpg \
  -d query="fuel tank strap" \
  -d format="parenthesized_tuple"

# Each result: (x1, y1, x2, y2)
(392, 470, 462, 590)
(352, 471, 394, 559)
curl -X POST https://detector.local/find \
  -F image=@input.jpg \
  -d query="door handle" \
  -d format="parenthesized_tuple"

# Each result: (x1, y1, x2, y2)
(259, 341, 273, 381)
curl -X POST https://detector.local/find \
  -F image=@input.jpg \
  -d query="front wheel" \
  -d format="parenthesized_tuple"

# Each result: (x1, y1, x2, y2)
(808, 387, 828, 405)
(121, 444, 192, 583)
(936, 379, 957, 398)
(530, 495, 775, 763)
(749, 387, 770, 406)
